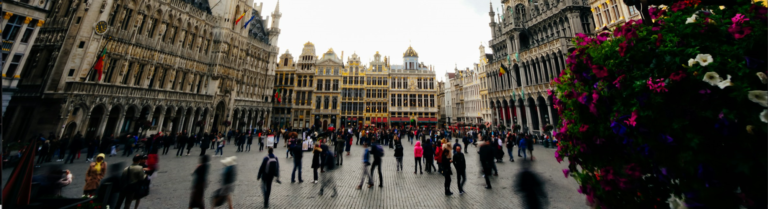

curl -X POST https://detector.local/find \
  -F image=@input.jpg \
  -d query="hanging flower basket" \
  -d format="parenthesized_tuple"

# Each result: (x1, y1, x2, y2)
(553, 1, 767, 208)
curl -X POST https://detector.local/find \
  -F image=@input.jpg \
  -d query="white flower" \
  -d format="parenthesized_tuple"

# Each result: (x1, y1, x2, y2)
(695, 54, 713, 66)
(757, 72, 768, 84)
(748, 90, 768, 107)
(702, 72, 722, 86)
(761, 109, 768, 123)
(717, 74, 733, 89)
(659, 4, 668, 10)
(688, 58, 697, 67)
(686, 14, 698, 24)
(667, 194, 689, 209)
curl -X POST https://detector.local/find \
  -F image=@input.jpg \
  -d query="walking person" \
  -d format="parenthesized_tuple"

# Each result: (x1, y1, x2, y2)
(58, 136, 69, 161)
(413, 141, 423, 174)
(65, 132, 84, 164)
(199, 133, 210, 156)
(334, 132, 345, 166)
(83, 153, 107, 197)
(290, 139, 304, 183)
(189, 155, 210, 209)
(176, 133, 187, 156)
(319, 144, 337, 197)
(120, 155, 147, 209)
(394, 136, 404, 171)
(507, 133, 516, 162)
(479, 139, 494, 189)
(518, 135, 528, 160)
(37, 140, 50, 166)
(215, 156, 237, 209)
(453, 146, 466, 194)
(526, 134, 535, 161)
(162, 133, 174, 155)
(311, 144, 322, 183)
(423, 139, 435, 173)
(369, 141, 384, 188)
(257, 147, 280, 208)
(186, 134, 196, 156)
(462, 134, 470, 153)
(442, 143, 453, 196)
(86, 136, 98, 162)
(356, 142, 373, 189)
(435, 139, 444, 173)
(259, 134, 265, 152)
(215, 136, 225, 156)
(246, 134, 253, 152)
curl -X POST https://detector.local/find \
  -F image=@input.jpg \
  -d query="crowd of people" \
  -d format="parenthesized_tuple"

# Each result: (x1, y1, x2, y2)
(17, 125, 548, 208)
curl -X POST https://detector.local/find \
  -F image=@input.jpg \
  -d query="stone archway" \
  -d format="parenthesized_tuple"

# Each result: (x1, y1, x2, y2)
(103, 106, 122, 138)
(527, 97, 540, 132)
(122, 106, 139, 135)
(537, 96, 550, 127)
(85, 105, 107, 140)
(212, 101, 226, 134)
(63, 122, 78, 139)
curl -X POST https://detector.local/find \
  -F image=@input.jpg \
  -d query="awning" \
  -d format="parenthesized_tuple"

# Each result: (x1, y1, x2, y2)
(390, 117, 400, 122)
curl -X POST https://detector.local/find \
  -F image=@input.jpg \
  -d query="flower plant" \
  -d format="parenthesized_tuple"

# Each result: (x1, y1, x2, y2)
(553, 0, 767, 208)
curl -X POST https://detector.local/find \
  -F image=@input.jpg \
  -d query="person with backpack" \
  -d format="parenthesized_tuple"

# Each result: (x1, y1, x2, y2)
(394, 136, 404, 172)
(507, 133, 516, 162)
(290, 138, 304, 183)
(257, 147, 280, 208)
(369, 141, 384, 188)
(356, 142, 373, 190)
(453, 146, 466, 195)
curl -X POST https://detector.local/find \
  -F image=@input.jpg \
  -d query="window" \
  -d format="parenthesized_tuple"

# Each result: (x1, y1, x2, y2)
(333, 80, 339, 91)
(3, 15, 25, 41)
(78, 41, 85, 48)
(317, 80, 323, 91)
(122, 63, 134, 84)
(602, 3, 612, 23)
(595, 7, 603, 27)
(109, 5, 122, 26)
(20, 22, 36, 43)
(121, 8, 134, 30)
(104, 59, 118, 83)
(611, 1, 621, 20)
(5, 54, 24, 78)
(332, 97, 337, 109)
(316, 96, 321, 109)
(430, 95, 435, 107)
(629, 5, 638, 15)
(334, 67, 339, 75)
(309, 76, 313, 87)
(343, 77, 347, 85)
(366, 89, 371, 98)
(325, 79, 331, 91)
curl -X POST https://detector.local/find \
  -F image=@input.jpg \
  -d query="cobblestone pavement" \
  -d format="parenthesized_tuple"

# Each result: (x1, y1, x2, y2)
(4, 137, 588, 209)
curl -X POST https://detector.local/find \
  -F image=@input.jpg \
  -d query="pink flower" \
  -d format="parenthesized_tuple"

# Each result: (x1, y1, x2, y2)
(555, 151, 563, 163)
(619, 41, 629, 57)
(563, 169, 570, 178)
(732, 14, 750, 25)
(579, 124, 589, 132)
(577, 92, 589, 104)
(729, 25, 753, 40)
(553, 77, 561, 84)
(647, 77, 668, 93)
(591, 91, 600, 103)
(613, 75, 626, 89)
(589, 103, 598, 116)
(656, 33, 663, 47)
(669, 70, 687, 81)
(591, 65, 608, 78)
(626, 110, 638, 127)
(547, 89, 553, 96)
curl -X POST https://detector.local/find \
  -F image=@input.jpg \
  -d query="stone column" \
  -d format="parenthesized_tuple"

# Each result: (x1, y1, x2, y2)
(80, 114, 92, 136)
(520, 63, 528, 87)
(516, 103, 525, 133)
(538, 59, 546, 84)
(534, 100, 545, 133)
(177, 110, 187, 133)
(546, 100, 555, 128)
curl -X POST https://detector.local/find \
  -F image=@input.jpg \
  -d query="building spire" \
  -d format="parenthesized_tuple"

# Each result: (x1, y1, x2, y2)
(274, 0, 281, 14)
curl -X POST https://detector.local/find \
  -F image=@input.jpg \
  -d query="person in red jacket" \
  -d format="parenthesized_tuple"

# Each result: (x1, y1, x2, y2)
(435, 140, 443, 173)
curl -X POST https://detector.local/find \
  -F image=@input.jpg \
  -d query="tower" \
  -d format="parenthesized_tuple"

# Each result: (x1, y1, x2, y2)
(489, 2, 497, 37)
(269, 0, 282, 45)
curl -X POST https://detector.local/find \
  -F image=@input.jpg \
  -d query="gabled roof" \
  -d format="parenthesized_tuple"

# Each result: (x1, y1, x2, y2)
(447, 73, 456, 79)
(247, 9, 270, 45)
(184, 0, 212, 14)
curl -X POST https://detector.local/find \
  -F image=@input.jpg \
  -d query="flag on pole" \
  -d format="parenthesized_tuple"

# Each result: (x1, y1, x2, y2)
(499, 64, 508, 77)
(94, 47, 107, 81)
(274, 88, 280, 102)
(235, 12, 246, 25)
(243, 15, 255, 28)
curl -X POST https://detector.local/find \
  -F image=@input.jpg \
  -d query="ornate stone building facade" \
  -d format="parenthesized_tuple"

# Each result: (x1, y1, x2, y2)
(4, 0, 281, 141)
(273, 45, 439, 130)
(2, 0, 50, 114)
(485, 0, 593, 134)
(588, 0, 641, 32)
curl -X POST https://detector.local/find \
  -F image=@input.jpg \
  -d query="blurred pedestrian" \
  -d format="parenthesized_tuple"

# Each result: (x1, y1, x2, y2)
(215, 156, 237, 209)
(311, 144, 322, 183)
(120, 155, 146, 209)
(515, 160, 548, 209)
(246, 134, 253, 152)
(319, 144, 337, 197)
(291, 137, 304, 183)
(257, 147, 280, 208)
(479, 139, 494, 189)
(37, 140, 50, 166)
(65, 132, 83, 164)
(394, 136, 403, 171)
(453, 146, 466, 194)
(442, 142, 453, 196)
(200, 133, 210, 156)
(356, 142, 373, 190)
(189, 155, 210, 209)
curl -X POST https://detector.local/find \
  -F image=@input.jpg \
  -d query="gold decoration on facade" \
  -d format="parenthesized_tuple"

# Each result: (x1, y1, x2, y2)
(3, 12, 12, 20)
(403, 46, 418, 57)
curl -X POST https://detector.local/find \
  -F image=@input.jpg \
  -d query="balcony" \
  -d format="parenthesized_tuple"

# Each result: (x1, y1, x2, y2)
(313, 109, 340, 114)
(64, 82, 214, 102)
(2, 40, 13, 52)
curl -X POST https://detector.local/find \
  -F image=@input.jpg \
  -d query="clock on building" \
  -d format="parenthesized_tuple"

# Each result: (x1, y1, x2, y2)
(94, 21, 109, 34)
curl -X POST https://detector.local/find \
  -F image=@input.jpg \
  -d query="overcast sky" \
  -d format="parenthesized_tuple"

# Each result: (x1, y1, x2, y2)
(257, 0, 494, 81)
